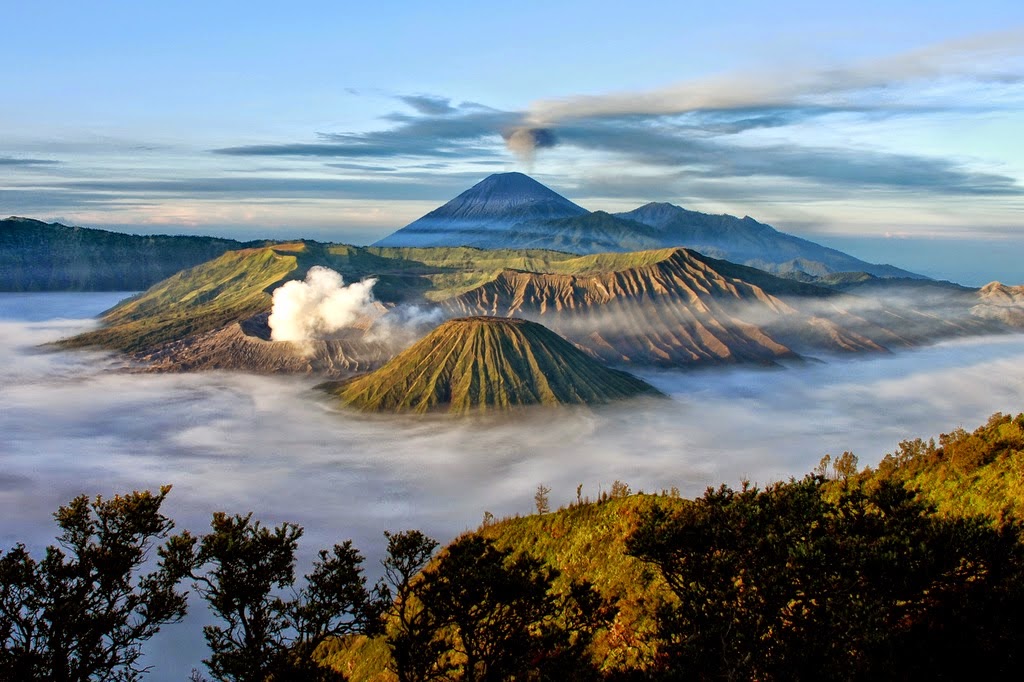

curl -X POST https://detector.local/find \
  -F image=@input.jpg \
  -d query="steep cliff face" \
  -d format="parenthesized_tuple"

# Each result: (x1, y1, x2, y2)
(331, 317, 661, 414)
(972, 282, 1024, 327)
(442, 248, 979, 366)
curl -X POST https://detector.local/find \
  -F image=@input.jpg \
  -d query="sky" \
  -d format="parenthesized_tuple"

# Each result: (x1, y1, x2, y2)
(3, 1, 1024, 284)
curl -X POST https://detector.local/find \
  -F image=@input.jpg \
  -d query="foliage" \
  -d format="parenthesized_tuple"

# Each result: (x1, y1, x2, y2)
(386, 535, 609, 681)
(869, 411, 1024, 521)
(186, 512, 386, 682)
(380, 530, 439, 682)
(0, 486, 194, 681)
(474, 493, 674, 673)
(627, 475, 1024, 681)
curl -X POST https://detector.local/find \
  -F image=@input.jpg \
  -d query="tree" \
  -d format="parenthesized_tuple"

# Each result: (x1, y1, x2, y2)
(0, 486, 194, 681)
(535, 485, 551, 515)
(381, 531, 441, 682)
(189, 512, 385, 682)
(627, 476, 1024, 681)
(387, 535, 609, 681)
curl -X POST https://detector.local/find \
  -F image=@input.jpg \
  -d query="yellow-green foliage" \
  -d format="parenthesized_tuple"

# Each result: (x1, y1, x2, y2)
(476, 494, 683, 671)
(317, 635, 395, 682)
(62, 246, 300, 352)
(333, 317, 661, 414)
(320, 493, 684, 680)
(866, 411, 1024, 522)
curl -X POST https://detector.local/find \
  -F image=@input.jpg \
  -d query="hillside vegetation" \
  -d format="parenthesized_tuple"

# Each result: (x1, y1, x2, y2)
(324, 410, 1024, 680)
(0, 217, 264, 291)
(5, 411, 1024, 680)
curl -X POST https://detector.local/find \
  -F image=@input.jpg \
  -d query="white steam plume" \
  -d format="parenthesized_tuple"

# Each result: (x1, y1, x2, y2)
(268, 267, 381, 343)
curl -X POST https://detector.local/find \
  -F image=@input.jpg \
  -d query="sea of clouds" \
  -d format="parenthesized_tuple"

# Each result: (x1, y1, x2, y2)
(3, 292, 1024, 679)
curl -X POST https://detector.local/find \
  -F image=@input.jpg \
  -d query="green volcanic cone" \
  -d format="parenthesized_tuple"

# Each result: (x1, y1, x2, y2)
(332, 316, 662, 414)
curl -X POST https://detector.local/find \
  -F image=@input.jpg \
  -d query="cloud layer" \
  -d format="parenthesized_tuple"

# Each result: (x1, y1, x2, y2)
(4, 292, 1024, 678)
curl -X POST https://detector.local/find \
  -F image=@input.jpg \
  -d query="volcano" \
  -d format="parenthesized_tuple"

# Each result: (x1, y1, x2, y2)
(330, 316, 661, 414)
(372, 172, 922, 279)
(373, 172, 588, 248)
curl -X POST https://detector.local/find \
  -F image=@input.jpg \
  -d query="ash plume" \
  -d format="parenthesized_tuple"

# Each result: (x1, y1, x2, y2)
(502, 127, 557, 164)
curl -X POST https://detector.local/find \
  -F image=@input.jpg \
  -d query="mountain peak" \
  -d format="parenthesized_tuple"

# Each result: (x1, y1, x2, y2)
(331, 316, 660, 414)
(373, 172, 587, 248)
(445, 172, 586, 213)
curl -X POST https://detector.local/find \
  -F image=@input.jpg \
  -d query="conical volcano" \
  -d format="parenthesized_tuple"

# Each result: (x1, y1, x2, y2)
(332, 316, 661, 414)
(372, 172, 588, 248)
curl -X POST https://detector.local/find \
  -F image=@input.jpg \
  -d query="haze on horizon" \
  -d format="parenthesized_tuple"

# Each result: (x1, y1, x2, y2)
(3, 1, 1023, 285)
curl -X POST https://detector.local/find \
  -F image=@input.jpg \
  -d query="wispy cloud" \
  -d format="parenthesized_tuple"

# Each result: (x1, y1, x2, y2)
(398, 94, 458, 116)
(522, 28, 1024, 125)
(0, 156, 60, 166)
(205, 30, 1023, 200)
(214, 105, 514, 159)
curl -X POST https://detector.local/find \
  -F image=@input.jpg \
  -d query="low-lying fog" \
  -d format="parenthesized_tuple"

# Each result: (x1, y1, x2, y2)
(4, 292, 1024, 679)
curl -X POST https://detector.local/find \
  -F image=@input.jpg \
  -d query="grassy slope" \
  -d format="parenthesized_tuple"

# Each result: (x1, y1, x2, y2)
(61, 241, 824, 355)
(865, 411, 1024, 522)
(61, 245, 300, 352)
(321, 493, 684, 679)
(334, 317, 661, 414)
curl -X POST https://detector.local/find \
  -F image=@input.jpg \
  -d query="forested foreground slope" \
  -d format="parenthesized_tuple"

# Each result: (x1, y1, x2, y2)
(325, 411, 1024, 680)
(4, 412, 1024, 680)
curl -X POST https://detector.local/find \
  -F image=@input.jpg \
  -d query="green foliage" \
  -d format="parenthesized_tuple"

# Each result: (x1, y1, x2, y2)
(627, 475, 1024, 680)
(187, 512, 386, 682)
(386, 535, 609, 681)
(476, 494, 678, 673)
(0, 486, 194, 681)
(380, 531, 439, 682)
(869, 411, 1024, 521)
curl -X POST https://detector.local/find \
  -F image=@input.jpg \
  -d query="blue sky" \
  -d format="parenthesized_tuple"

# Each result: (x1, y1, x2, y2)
(3, 1, 1023, 284)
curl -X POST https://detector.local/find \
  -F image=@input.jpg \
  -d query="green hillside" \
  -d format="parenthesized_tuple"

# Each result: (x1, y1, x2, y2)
(0, 217, 265, 291)
(61, 241, 749, 356)
(322, 410, 1024, 680)
(61, 244, 303, 352)
(331, 317, 662, 414)
(864, 411, 1024, 521)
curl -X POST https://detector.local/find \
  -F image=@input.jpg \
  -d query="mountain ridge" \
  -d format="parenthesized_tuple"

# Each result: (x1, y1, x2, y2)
(374, 172, 588, 248)
(0, 216, 266, 291)
(373, 173, 924, 279)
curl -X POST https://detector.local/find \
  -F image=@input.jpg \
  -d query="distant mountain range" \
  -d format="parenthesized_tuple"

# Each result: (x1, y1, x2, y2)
(374, 172, 922, 279)
(0, 217, 266, 291)
(63, 241, 1005, 377)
